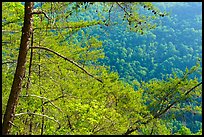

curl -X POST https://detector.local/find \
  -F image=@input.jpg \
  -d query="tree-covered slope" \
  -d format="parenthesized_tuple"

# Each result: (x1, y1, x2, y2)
(2, 2, 202, 135)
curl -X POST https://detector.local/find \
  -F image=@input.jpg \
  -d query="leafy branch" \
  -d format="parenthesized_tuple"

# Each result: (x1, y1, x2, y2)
(14, 112, 61, 129)
(19, 94, 63, 112)
(2, 18, 22, 27)
(154, 81, 202, 119)
(29, 46, 103, 83)
(2, 60, 17, 65)
(31, 10, 51, 20)
(123, 81, 202, 135)
(116, 2, 130, 17)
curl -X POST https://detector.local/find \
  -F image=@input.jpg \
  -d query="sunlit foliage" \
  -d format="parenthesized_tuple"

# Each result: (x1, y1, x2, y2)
(2, 2, 202, 135)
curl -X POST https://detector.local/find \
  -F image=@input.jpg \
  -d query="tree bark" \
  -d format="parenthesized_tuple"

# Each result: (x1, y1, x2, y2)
(2, 2, 33, 135)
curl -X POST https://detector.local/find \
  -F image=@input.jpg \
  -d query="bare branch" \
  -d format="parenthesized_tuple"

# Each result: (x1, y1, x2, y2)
(29, 46, 103, 83)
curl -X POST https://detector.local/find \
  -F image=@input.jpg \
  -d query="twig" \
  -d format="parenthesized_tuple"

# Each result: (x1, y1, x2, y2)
(29, 46, 103, 83)
(116, 2, 130, 17)
(108, 4, 114, 23)
(43, 94, 66, 105)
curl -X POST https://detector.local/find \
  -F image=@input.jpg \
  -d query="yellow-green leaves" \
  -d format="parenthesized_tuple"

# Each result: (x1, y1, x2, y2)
(174, 125, 192, 135)
(2, 2, 24, 27)
(2, 2, 201, 135)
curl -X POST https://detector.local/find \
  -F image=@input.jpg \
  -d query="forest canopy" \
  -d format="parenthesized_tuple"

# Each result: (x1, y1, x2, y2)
(2, 2, 202, 135)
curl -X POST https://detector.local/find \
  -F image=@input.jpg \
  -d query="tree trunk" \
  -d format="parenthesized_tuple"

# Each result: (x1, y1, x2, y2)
(2, 2, 33, 135)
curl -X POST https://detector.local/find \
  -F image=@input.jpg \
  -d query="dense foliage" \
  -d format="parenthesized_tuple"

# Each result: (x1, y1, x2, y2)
(2, 2, 202, 135)
(96, 3, 202, 83)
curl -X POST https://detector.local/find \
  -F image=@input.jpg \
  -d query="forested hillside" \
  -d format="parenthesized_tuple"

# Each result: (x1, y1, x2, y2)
(2, 2, 202, 135)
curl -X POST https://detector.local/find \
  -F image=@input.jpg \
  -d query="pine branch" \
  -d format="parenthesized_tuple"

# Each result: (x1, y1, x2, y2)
(155, 81, 202, 119)
(29, 46, 103, 83)
(31, 10, 51, 20)
(19, 94, 63, 112)
(116, 2, 130, 17)
(43, 94, 66, 104)
(123, 81, 202, 135)
(2, 18, 22, 27)
(184, 81, 202, 96)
